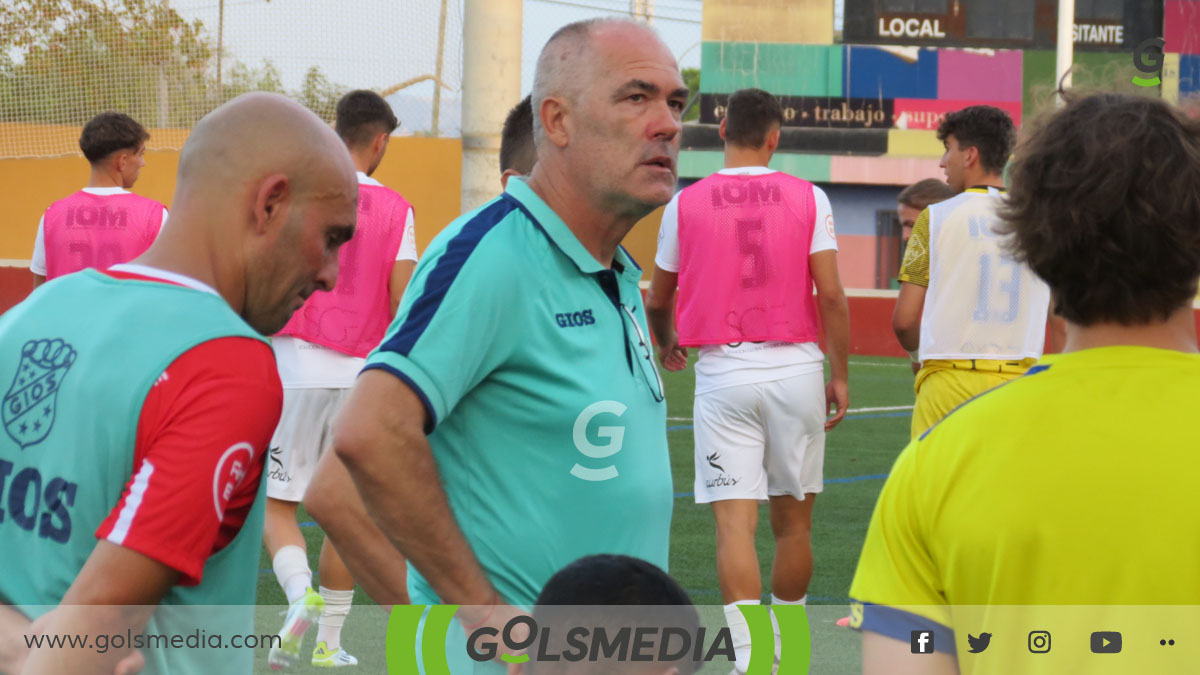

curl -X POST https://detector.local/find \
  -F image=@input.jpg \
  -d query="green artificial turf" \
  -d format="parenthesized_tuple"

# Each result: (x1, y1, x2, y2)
(251, 355, 916, 673)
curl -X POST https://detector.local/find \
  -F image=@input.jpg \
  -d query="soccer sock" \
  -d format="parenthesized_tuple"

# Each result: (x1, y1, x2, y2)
(316, 587, 354, 652)
(272, 545, 312, 606)
(724, 600, 759, 674)
(770, 595, 806, 662)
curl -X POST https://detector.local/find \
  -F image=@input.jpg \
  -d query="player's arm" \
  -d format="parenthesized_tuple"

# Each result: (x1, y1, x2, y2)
(20, 543, 175, 675)
(893, 283, 926, 353)
(811, 249, 849, 429)
(388, 207, 419, 317)
(0, 604, 32, 674)
(31, 215, 47, 289)
(304, 448, 410, 605)
(808, 188, 849, 428)
(388, 260, 415, 318)
(863, 632, 958, 675)
(644, 195, 686, 371)
(645, 266, 686, 371)
(333, 371, 497, 622)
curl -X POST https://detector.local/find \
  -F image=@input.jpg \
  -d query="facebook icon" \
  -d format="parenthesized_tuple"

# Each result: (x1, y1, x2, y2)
(911, 630, 934, 654)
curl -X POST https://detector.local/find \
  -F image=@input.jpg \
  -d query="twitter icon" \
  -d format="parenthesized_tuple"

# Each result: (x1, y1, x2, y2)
(967, 633, 993, 653)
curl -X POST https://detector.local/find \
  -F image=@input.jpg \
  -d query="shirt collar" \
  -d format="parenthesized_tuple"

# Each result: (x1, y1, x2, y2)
(717, 166, 775, 176)
(108, 263, 221, 296)
(356, 171, 383, 187)
(965, 185, 1006, 195)
(502, 177, 642, 282)
(81, 187, 130, 195)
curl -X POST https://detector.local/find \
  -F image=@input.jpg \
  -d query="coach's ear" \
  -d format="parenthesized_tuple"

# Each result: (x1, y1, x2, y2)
(252, 173, 290, 236)
(539, 94, 571, 149)
(718, 117, 727, 141)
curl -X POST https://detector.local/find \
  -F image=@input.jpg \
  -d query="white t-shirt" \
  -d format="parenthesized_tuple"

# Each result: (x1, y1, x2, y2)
(273, 172, 418, 389)
(654, 166, 838, 395)
(31, 187, 169, 275)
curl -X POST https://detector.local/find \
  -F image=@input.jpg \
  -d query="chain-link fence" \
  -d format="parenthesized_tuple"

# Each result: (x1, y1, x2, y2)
(0, 0, 702, 160)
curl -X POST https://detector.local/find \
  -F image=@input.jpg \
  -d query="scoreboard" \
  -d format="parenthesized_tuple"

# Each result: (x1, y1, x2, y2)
(842, 0, 1162, 51)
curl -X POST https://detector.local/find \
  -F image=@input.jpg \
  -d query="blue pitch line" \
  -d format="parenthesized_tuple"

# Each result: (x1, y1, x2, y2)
(295, 474, 891, 528)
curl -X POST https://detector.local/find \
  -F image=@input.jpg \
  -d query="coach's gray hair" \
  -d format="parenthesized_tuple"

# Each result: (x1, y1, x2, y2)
(530, 17, 654, 147)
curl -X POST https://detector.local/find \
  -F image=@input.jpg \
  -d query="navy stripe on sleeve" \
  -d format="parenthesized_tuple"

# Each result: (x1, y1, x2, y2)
(379, 198, 515, 356)
(361, 363, 439, 434)
(852, 601, 958, 656)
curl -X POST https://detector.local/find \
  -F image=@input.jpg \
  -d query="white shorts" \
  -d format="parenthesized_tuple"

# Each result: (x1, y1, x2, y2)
(692, 372, 826, 503)
(266, 388, 350, 502)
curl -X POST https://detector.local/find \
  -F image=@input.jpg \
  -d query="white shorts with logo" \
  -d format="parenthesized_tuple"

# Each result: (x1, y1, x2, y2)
(266, 388, 351, 502)
(692, 371, 826, 503)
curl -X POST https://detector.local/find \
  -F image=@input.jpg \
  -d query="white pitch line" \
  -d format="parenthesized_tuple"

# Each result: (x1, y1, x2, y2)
(849, 360, 910, 368)
(666, 404, 912, 423)
(846, 405, 914, 413)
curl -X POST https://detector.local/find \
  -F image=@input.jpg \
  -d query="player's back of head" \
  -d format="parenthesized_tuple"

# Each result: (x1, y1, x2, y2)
(335, 89, 399, 149)
(501, 94, 536, 178)
(528, 555, 700, 674)
(535, 554, 693, 607)
(80, 111, 149, 164)
(897, 178, 955, 211)
(724, 88, 783, 149)
(936, 105, 1015, 175)
(1000, 91, 1200, 326)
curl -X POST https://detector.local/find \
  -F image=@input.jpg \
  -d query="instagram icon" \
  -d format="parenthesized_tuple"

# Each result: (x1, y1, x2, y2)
(1028, 631, 1051, 653)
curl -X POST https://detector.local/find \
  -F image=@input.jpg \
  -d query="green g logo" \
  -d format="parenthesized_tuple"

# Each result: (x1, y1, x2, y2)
(1132, 38, 1166, 87)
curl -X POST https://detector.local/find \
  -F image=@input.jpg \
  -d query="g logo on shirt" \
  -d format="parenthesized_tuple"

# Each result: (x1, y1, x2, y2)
(570, 401, 626, 482)
(212, 442, 254, 520)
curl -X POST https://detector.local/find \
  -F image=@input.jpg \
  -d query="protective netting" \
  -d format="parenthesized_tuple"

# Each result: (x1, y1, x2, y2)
(0, 0, 707, 160)
(0, 0, 466, 158)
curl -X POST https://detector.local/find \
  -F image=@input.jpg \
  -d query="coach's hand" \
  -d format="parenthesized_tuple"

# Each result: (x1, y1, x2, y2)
(657, 340, 688, 372)
(825, 377, 849, 430)
(461, 601, 531, 666)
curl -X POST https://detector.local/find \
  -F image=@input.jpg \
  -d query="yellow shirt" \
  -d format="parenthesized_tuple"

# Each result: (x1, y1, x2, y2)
(850, 346, 1200, 669)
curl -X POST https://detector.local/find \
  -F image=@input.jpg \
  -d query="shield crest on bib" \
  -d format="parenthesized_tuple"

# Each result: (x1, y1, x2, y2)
(3, 339, 77, 450)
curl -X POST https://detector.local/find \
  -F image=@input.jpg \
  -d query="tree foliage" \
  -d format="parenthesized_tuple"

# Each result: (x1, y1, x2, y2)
(0, 0, 346, 128)
(681, 66, 700, 122)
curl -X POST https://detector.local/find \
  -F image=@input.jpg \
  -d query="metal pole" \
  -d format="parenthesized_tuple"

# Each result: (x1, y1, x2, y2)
(460, 0, 522, 213)
(1055, 0, 1075, 103)
(432, 0, 449, 137)
(217, 0, 224, 101)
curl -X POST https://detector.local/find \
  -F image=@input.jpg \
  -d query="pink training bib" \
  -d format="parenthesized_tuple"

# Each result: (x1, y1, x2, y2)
(279, 183, 411, 358)
(676, 171, 821, 346)
(43, 191, 165, 280)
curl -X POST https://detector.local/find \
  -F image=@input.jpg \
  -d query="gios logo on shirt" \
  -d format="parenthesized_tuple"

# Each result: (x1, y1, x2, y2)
(3, 338, 77, 450)
(570, 401, 626, 482)
(555, 310, 595, 328)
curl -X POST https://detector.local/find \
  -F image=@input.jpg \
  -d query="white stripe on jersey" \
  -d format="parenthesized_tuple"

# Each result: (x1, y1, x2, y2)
(107, 460, 155, 546)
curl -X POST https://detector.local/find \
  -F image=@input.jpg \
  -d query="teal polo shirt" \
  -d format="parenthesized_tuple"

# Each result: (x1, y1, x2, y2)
(365, 177, 673, 607)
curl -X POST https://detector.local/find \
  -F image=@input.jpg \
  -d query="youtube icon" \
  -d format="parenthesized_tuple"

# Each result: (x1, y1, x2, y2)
(1091, 631, 1122, 654)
